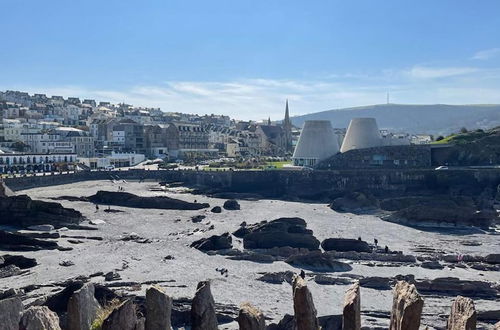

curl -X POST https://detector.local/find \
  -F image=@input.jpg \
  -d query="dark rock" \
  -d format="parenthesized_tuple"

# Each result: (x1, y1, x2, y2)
(414, 277, 499, 299)
(104, 208, 124, 213)
(318, 315, 343, 330)
(421, 260, 444, 270)
(102, 299, 138, 330)
(1, 254, 37, 269)
(292, 275, 320, 330)
(0, 231, 60, 251)
(321, 238, 371, 253)
(267, 314, 295, 330)
(240, 218, 320, 250)
(384, 197, 496, 229)
(359, 277, 392, 290)
(44, 281, 85, 314)
(120, 233, 151, 244)
(0, 194, 83, 228)
(325, 250, 416, 263)
(223, 199, 240, 210)
(256, 271, 295, 284)
(191, 215, 206, 223)
(286, 251, 352, 272)
(211, 206, 222, 213)
(314, 275, 354, 286)
(145, 286, 172, 330)
(190, 233, 232, 251)
(59, 260, 75, 267)
(67, 283, 101, 330)
(485, 254, 500, 264)
(191, 281, 218, 330)
(16, 231, 60, 239)
(0, 264, 24, 278)
(477, 309, 500, 322)
(105, 271, 122, 281)
(87, 190, 209, 210)
(329, 192, 379, 213)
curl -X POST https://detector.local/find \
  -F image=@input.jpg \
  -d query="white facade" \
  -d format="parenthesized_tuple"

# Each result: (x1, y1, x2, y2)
(340, 118, 383, 153)
(0, 152, 77, 173)
(79, 151, 145, 169)
(292, 120, 340, 167)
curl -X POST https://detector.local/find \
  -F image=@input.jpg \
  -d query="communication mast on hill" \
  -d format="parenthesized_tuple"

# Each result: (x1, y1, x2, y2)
(386, 92, 390, 104)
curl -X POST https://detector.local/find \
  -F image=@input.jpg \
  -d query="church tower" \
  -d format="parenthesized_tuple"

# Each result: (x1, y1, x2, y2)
(283, 99, 293, 153)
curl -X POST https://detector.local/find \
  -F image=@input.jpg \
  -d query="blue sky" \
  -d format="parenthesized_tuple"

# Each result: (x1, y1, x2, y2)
(1, 0, 500, 119)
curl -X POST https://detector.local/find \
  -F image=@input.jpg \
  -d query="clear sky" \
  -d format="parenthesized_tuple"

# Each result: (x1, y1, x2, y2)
(1, 0, 500, 120)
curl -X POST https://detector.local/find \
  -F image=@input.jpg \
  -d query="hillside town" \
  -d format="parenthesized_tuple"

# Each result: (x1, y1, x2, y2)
(0, 90, 436, 174)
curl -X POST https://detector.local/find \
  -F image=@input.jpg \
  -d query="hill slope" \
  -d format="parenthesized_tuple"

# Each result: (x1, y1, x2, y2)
(291, 104, 500, 135)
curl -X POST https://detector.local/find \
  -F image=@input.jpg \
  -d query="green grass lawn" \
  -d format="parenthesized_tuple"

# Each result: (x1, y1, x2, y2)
(266, 161, 291, 169)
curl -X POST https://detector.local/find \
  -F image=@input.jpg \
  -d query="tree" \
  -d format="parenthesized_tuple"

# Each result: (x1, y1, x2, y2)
(459, 127, 468, 134)
(11, 141, 30, 152)
(436, 136, 444, 141)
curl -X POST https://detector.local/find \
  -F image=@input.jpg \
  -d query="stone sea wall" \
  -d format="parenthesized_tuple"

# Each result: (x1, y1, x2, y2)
(4, 168, 500, 200)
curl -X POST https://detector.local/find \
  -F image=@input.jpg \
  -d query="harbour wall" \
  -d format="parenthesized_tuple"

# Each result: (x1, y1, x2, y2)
(5, 168, 500, 200)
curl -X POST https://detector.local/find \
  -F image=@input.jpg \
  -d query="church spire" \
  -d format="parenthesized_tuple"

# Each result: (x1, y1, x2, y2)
(267, 116, 271, 125)
(284, 99, 290, 124)
(283, 99, 292, 153)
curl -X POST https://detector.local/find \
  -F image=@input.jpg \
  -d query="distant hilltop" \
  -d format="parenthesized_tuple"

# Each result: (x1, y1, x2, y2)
(291, 104, 500, 135)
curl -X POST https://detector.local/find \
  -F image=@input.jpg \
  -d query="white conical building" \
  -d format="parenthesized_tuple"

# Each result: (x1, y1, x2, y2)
(340, 118, 383, 153)
(292, 120, 340, 167)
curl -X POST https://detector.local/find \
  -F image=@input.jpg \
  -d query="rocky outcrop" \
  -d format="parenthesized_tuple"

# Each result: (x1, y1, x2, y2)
(447, 296, 476, 330)
(286, 251, 352, 272)
(321, 238, 371, 253)
(19, 306, 61, 330)
(257, 271, 295, 284)
(292, 275, 320, 330)
(190, 233, 232, 251)
(67, 283, 101, 330)
(383, 197, 496, 229)
(0, 297, 23, 330)
(330, 192, 379, 213)
(0, 195, 83, 228)
(236, 218, 320, 250)
(325, 250, 416, 263)
(0, 231, 60, 251)
(237, 302, 266, 330)
(415, 277, 498, 299)
(146, 286, 172, 330)
(485, 254, 500, 264)
(87, 190, 209, 210)
(389, 281, 423, 330)
(102, 299, 138, 330)
(1, 254, 37, 269)
(191, 281, 218, 330)
(343, 282, 361, 330)
(223, 199, 240, 210)
(211, 206, 222, 213)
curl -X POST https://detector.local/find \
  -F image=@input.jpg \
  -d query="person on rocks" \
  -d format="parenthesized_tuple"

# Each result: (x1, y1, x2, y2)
(300, 270, 306, 279)
(358, 236, 362, 241)
(95, 204, 99, 212)
(384, 245, 389, 253)
(374, 238, 378, 247)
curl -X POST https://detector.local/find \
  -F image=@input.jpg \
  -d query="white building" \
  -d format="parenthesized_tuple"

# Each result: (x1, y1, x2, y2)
(292, 120, 340, 167)
(340, 118, 383, 153)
